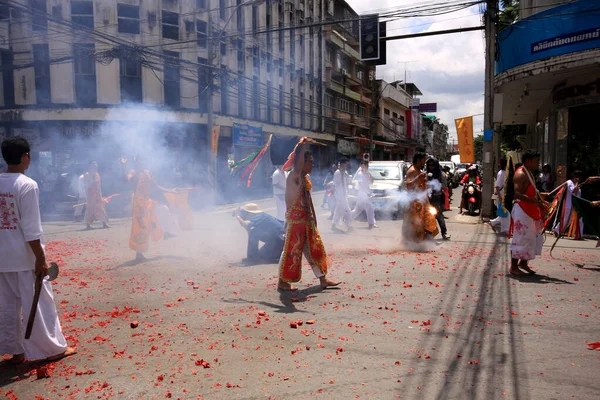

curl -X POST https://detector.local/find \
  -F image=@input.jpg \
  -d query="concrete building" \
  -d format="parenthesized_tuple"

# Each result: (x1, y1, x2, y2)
(373, 80, 421, 161)
(0, 0, 336, 199)
(323, 0, 374, 161)
(495, 0, 600, 182)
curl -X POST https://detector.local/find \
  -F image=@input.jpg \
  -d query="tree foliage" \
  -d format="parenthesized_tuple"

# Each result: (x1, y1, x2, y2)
(498, 0, 520, 32)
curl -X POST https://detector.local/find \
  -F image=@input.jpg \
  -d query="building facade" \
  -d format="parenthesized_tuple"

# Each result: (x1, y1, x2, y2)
(0, 0, 337, 200)
(495, 0, 600, 182)
(322, 0, 373, 160)
(374, 80, 421, 161)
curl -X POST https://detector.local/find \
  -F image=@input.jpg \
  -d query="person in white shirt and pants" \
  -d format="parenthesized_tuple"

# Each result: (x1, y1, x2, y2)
(332, 157, 352, 232)
(0, 137, 75, 364)
(272, 166, 287, 221)
(491, 158, 510, 233)
(351, 160, 377, 228)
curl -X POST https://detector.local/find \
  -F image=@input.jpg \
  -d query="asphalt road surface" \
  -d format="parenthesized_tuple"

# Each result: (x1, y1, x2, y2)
(1, 193, 599, 400)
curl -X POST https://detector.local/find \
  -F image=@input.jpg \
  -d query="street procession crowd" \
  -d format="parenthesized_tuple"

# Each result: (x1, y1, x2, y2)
(1, 135, 600, 368)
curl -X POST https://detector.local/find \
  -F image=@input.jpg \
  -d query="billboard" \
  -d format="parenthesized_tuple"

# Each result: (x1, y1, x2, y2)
(232, 123, 263, 147)
(419, 103, 437, 112)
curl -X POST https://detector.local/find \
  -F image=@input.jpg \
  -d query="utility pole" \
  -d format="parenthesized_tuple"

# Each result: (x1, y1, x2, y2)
(206, 10, 216, 192)
(481, 0, 497, 219)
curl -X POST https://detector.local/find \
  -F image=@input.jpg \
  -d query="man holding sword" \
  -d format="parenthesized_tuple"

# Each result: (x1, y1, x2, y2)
(0, 137, 75, 364)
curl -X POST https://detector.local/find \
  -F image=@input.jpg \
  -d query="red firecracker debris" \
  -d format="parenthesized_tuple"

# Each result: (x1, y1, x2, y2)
(130, 321, 139, 329)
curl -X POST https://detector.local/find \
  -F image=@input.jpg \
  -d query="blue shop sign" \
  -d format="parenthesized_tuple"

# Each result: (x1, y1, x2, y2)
(233, 123, 263, 147)
(496, 0, 600, 75)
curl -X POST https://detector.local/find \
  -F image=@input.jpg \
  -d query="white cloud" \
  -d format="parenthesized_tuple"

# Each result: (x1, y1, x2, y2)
(346, 0, 486, 140)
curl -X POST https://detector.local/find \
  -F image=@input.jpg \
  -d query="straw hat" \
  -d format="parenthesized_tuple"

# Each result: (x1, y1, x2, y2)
(241, 203, 263, 214)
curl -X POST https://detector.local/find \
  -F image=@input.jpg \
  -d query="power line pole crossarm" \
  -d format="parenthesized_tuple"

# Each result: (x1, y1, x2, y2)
(481, 0, 498, 219)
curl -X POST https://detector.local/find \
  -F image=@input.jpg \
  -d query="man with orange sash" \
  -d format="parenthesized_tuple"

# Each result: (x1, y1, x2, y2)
(509, 150, 549, 276)
(121, 157, 177, 261)
(83, 161, 110, 230)
(277, 138, 341, 292)
(403, 152, 440, 243)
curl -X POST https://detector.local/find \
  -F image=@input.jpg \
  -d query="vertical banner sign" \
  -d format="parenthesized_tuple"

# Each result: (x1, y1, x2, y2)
(209, 126, 220, 189)
(454, 116, 475, 163)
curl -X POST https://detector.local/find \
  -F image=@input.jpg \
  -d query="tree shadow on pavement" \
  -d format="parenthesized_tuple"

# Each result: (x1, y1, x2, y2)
(399, 224, 530, 400)
(109, 255, 188, 270)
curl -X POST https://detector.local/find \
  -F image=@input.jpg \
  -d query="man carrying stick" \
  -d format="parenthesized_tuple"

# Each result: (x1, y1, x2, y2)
(277, 137, 341, 291)
(0, 137, 75, 364)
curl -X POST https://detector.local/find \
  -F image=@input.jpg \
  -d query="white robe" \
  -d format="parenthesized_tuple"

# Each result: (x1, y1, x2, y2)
(510, 204, 543, 261)
(0, 271, 67, 359)
(332, 169, 351, 229)
(351, 170, 376, 226)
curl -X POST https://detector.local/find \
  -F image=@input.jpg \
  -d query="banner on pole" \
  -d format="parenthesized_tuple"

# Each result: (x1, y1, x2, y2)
(211, 125, 220, 156)
(454, 116, 475, 163)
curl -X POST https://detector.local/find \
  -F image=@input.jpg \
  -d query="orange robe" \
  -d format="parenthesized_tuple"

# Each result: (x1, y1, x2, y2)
(83, 172, 107, 224)
(279, 176, 327, 283)
(129, 170, 163, 252)
(163, 190, 194, 231)
(403, 173, 440, 242)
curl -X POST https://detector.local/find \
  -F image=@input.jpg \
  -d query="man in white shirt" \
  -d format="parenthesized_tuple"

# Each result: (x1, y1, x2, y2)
(491, 158, 510, 233)
(0, 137, 75, 364)
(332, 157, 352, 232)
(350, 160, 377, 228)
(272, 165, 287, 221)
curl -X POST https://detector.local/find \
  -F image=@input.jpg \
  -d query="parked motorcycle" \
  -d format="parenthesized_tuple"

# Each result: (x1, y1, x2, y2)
(462, 182, 481, 215)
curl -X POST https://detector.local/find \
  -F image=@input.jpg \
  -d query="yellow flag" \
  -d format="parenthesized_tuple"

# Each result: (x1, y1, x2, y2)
(211, 125, 220, 156)
(454, 116, 474, 163)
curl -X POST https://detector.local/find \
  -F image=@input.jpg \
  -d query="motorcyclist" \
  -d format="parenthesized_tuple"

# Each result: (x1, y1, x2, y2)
(459, 166, 482, 214)
(426, 158, 450, 240)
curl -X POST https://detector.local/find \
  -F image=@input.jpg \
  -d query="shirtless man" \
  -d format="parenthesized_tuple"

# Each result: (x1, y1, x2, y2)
(277, 138, 341, 291)
(509, 150, 549, 275)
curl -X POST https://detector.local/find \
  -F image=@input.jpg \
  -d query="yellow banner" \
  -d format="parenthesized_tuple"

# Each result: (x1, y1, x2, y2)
(210, 125, 220, 156)
(454, 116, 474, 163)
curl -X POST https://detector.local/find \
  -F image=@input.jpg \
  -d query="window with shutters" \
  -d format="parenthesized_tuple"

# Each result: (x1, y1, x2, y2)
(162, 11, 180, 40)
(74, 44, 97, 105)
(33, 44, 50, 104)
(163, 51, 180, 107)
(196, 19, 207, 48)
(120, 56, 142, 103)
(71, 1, 94, 29)
(118, 4, 140, 34)
(31, 0, 48, 32)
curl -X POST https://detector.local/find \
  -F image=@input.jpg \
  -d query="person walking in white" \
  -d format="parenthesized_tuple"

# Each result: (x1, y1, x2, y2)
(272, 165, 287, 221)
(0, 137, 76, 365)
(351, 160, 377, 228)
(491, 158, 510, 233)
(73, 172, 86, 221)
(332, 157, 352, 232)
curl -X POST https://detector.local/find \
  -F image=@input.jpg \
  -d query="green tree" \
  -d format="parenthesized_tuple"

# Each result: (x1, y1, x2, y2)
(498, 0, 520, 32)
(474, 135, 484, 163)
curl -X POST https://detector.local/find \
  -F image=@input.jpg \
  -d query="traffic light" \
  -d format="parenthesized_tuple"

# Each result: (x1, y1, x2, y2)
(360, 14, 380, 61)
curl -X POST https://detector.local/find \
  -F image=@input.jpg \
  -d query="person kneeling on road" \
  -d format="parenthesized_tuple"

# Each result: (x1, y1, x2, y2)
(236, 203, 285, 265)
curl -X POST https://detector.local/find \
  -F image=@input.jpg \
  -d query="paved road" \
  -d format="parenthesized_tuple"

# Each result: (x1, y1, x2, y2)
(1, 194, 599, 399)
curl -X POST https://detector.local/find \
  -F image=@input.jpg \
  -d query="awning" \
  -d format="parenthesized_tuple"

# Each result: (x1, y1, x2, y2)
(346, 137, 397, 147)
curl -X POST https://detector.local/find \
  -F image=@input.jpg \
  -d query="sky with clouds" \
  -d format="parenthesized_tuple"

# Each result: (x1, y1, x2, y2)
(346, 0, 486, 142)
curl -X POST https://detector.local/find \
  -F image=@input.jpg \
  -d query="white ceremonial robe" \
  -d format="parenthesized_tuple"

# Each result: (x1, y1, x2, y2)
(0, 271, 67, 359)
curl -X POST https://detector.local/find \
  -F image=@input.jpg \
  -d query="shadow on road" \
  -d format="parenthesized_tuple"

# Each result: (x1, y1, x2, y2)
(0, 359, 53, 389)
(109, 255, 189, 270)
(574, 263, 600, 272)
(399, 224, 530, 400)
(507, 274, 574, 284)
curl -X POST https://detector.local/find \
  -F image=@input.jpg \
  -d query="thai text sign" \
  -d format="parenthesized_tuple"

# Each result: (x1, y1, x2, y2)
(233, 123, 263, 147)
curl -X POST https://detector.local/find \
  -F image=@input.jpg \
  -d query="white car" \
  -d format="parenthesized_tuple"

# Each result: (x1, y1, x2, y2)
(348, 161, 409, 219)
